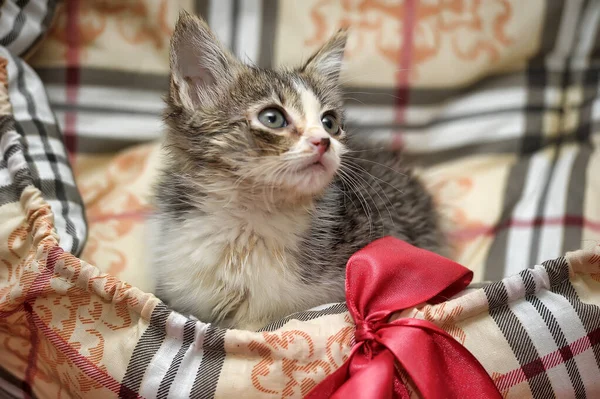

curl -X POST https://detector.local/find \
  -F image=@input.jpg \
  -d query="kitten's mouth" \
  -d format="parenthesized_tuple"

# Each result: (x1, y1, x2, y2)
(301, 158, 326, 172)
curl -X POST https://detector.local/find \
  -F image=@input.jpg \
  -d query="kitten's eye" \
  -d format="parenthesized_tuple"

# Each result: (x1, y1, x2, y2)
(258, 108, 288, 129)
(321, 114, 340, 135)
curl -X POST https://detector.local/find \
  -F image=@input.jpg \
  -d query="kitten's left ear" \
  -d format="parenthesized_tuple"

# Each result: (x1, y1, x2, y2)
(302, 29, 348, 81)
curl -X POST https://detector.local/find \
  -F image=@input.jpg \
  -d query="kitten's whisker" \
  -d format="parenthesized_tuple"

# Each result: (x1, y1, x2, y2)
(343, 156, 408, 178)
(340, 165, 388, 236)
(341, 163, 396, 231)
(337, 169, 374, 239)
(343, 160, 406, 196)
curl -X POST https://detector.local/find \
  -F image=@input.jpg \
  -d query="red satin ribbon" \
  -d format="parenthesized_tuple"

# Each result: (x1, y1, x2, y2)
(306, 237, 501, 399)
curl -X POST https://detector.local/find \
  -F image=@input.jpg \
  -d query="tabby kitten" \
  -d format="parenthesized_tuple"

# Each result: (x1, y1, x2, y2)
(151, 11, 442, 330)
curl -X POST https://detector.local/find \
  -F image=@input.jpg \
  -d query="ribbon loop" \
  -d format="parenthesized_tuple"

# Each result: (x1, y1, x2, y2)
(306, 237, 501, 399)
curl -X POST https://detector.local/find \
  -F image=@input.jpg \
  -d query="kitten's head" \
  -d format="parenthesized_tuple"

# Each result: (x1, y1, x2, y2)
(164, 11, 347, 201)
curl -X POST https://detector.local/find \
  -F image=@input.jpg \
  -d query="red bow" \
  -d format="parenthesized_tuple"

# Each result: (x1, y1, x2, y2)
(306, 237, 501, 399)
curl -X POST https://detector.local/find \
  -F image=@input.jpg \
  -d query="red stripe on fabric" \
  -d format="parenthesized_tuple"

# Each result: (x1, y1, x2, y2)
(449, 215, 600, 241)
(27, 308, 140, 397)
(5, 247, 140, 397)
(495, 327, 600, 391)
(65, 0, 80, 161)
(23, 303, 39, 399)
(392, 0, 416, 151)
(0, 247, 62, 319)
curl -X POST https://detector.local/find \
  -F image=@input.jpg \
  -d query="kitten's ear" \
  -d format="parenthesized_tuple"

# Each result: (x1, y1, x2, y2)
(302, 29, 348, 81)
(169, 11, 239, 109)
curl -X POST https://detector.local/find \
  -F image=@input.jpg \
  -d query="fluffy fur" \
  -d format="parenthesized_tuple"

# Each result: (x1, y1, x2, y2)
(151, 12, 443, 330)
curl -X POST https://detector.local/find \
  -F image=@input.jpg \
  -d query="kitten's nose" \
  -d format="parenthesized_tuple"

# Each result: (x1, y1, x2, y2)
(309, 137, 331, 155)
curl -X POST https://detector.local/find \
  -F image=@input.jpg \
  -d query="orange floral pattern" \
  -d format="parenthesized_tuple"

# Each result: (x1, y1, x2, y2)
(47, 0, 174, 59)
(78, 145, 154, 280)
(248, 315, 354, 398)
(306, 0, 513, 78)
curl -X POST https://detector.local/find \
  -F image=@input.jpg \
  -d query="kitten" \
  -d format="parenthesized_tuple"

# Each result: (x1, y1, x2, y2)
(151, 11, 443, 330)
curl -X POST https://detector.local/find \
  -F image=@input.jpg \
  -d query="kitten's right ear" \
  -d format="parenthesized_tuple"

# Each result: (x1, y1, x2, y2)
(169, 11, 239, 110)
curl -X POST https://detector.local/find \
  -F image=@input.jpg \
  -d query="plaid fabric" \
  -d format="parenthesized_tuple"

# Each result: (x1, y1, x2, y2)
(0, 0, 86, 256)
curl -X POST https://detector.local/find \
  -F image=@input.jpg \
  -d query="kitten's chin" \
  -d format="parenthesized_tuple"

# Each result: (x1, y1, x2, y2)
(286, 159, 338, 197)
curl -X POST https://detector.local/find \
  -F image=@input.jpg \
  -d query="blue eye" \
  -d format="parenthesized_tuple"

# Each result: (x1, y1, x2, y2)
(258, 108, 287, 128)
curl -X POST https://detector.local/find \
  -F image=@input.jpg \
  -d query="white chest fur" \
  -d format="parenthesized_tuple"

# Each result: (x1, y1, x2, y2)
(152, 205, 316, 329)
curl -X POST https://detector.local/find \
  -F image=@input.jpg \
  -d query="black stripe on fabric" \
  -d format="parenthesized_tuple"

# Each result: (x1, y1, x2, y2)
(520, 269, 537, 297)
(563, 145, 593, 253)
(195, 0, 210, 18)
(189, 326, 227, 399)
(230, 0, 240, 55)
(259, 303, 348, 332)
(119, 304, 172, 399)
(0, 364, 37, 399)
(484, 282, 554, 399)
(542, 257, 600, 372)
(156, 319, 197, 399)
(50, 102, 160, 117)
(258, 0, 278, 68)
(483, 156, 530, 282)
(401, 132, 592, 168)
(2, 143, 22, 165)
(18, 119, 63, 140)
(0, 0, 30, 47)
(0, 168, 32, 206)
(0, 115, 14, 135)
(12, 55, 82, 254)
(521, 270, 586, 398)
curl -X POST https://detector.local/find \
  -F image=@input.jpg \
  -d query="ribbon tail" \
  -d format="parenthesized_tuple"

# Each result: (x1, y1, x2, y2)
(331, 350, 396, 399)
(379, 323, 502, 399)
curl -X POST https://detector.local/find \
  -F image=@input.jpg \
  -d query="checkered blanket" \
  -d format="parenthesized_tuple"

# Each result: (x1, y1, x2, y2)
(1, 0, 600, 398)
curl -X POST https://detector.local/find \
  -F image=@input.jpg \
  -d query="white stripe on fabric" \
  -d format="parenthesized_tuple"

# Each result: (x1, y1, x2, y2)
(235, 0, 262, 63)
(545, 0, 584, 71)
(6, 0, 48, 56)
(508, 299, 567, 392)
(53, 110, 163, 140)
(505, 150, 552, 276)
(536, 289, 600, 393)
(0, 2, 20, 40)
(167, 322, 209, 399)
(400, 114, 525, 152)
(45, 84, 165, 114)
(208, 0, 234, 49)
(537, 145, 578, 263)
(139, 312, 189, 399)
(402, 86, 528, 127)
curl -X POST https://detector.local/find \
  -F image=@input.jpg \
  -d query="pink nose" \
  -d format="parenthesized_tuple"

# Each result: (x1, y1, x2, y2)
(309, 137, 331, 155)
